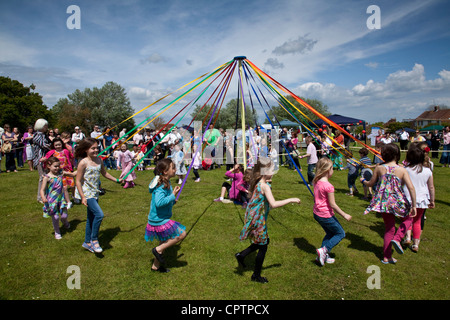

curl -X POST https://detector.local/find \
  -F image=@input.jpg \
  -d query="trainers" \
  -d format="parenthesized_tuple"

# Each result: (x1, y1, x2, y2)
(325, 253, 335, 264)
(391, 240, 404, 255)
(214, 198, 222, 202)
(55, 233, 62, 240)
(194, 178, 201, 182)
(316, 247, 327, 266)
(67, 202, 73, 209)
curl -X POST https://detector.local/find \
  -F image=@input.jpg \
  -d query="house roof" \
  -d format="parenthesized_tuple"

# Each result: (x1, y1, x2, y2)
(416, 109, 450, 121)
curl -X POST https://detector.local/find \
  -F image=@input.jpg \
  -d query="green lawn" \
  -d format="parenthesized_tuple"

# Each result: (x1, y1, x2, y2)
(0, 156, 449, 300)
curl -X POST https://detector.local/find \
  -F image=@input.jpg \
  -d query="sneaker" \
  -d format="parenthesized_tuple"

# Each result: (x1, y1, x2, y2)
(178, 179, 182, 184)
(67, 202, 73, 209)
(55, 233, 62, 240)
(123, 182, 130, 189)
(391, 240, 404, 255)
(194, 178, 201, 182)
(316, 247, 327, 266)
(214, 198, 223, 202)
(325, 253, 335, 264)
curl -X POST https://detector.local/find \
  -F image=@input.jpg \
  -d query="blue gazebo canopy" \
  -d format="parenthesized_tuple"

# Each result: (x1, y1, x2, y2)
(312, 114, 365, 126)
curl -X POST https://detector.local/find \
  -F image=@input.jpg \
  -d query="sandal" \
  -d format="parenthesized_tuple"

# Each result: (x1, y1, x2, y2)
(152, 247, 165, 264)
(411, 245, 419, 253)
(345, 193, 354, 197)
(82, 242, 94, 253)
(381, 258, 397, 264)
(90, 240, 103, 253)
(151, 266, 170, 273)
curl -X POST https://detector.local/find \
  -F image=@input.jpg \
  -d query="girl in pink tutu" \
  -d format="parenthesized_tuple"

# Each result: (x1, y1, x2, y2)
(145, 158, 186, 273)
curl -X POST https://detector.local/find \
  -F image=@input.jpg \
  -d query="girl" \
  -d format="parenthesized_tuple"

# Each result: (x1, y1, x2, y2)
(172, 144, 187, 184)
(118, 143, 137, 189)
(402, 145, 435, 253)
(237, 168, 252, 208)
(313, 157, 352, 266)
(145, 159, 187, 273)
(41, 137, 75, 208)
(39, 157, 70, 239)
(236, 158, 300, 283)
(22, 126, 34, 171)
(361, 143, 416, 264)
(75, 138, 122, 254)
(214, 164, 244, 203)
(192, 144, 202, 182)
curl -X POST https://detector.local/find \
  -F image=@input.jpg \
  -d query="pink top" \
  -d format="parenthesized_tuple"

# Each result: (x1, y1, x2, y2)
(313, 180, 334, 218)
(225, 171, 244, 200)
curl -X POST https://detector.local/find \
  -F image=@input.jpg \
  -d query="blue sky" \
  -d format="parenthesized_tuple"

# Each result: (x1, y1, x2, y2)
(1, 0, 449, 126)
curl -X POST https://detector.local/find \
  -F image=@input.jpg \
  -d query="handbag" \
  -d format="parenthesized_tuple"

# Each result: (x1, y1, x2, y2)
(1, 141, 12, 153)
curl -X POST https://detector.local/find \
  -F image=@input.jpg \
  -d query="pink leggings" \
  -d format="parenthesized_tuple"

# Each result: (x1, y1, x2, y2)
(381, 212, 412, 259)
(408, 208, 425, 240)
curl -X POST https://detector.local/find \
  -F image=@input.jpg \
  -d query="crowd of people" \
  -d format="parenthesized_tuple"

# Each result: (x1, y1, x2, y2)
(0, 119, 444, 283)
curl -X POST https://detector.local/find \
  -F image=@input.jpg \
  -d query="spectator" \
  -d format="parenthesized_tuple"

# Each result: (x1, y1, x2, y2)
(32, 119, 51, 203)
(1, 124, 17, 172)
(22, 126, 35, 171)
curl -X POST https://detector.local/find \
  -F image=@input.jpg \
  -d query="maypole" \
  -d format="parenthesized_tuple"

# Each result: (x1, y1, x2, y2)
(236, 56, 247, 170)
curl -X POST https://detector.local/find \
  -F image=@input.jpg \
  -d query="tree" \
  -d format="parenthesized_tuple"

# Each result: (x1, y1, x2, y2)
(265, 95, 331, 124)
(0, 76, 53, 131)
(51, 82, 135, 133)
(190, 98, 257, 130)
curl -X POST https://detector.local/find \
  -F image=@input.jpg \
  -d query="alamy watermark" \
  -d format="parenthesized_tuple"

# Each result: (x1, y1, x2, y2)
(66, 5, 81, 30)
(367, 5, 381, 30)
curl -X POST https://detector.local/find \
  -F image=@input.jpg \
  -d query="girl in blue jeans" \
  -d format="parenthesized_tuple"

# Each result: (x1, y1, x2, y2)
(75, 138, 122, 253)
(313, 157, 352, 266)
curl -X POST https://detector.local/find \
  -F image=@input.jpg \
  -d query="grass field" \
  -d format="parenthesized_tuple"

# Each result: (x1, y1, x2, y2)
(0, 154, 449, 301)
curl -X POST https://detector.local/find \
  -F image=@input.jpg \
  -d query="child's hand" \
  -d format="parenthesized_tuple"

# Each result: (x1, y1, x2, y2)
(344, 213, 352, 221)
(428, 201, 435, 209)
(81, 197, 88, 207)
(410, 207, 417, 217)
(291, 198, 301, 204)
(173, 186, 181, 195)
(42, 198, 48, 204)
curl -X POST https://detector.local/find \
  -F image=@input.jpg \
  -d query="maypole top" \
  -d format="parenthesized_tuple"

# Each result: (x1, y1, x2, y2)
(233, 56, 247, 60)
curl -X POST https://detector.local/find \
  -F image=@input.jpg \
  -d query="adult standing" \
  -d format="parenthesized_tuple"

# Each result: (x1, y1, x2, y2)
(22, 126, 35, 171)
(13, 127, 24, 168)
(430, 129, 441, 159)
(413, 130, 426, 143)
(399, 128, 409, 151)
(90, 125, 104, 152)
(1, 124, 18, 172)
(204, 124, 221, 168)
(439, 126, 450, 167)
(71, 126, 85, 150)
(32, 119, 51, 202)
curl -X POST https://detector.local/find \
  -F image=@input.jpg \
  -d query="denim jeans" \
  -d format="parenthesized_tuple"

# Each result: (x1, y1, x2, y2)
(85, 198, 104, 243)
(307, 164, 316, 184)
(314, 214, 345, 252)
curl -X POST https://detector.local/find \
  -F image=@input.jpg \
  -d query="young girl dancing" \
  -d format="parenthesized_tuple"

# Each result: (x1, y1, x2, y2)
(118, 143, 137, 189)
(402, 144, 435, 253)
(361, 143, 416, 264)
(40, 157, 70, 239)
(145, 158, 187, 273)
(236, 158, 301, 283)
(313, 157, 352, 266)
(75, 138, 122, 254)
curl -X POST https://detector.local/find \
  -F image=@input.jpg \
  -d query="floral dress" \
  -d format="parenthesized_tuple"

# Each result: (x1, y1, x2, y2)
(239, 181, 270, 245)
(43, 174, 67, 217)
(363, 165, 411, 218)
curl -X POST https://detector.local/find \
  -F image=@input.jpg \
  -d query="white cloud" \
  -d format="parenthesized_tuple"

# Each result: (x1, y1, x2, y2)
(294, 64, 450, 122)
